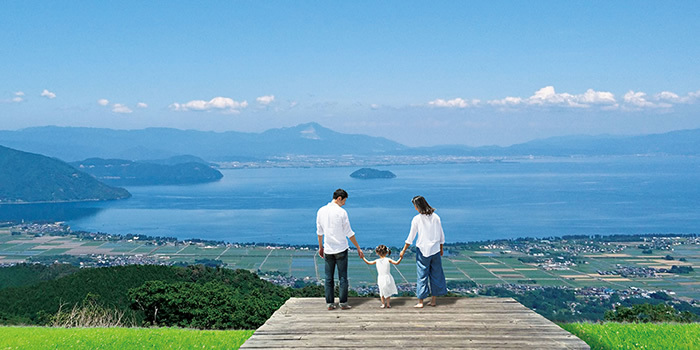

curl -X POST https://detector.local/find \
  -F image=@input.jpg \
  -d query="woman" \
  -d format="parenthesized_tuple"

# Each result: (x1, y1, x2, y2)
(400, 195, 447, 308)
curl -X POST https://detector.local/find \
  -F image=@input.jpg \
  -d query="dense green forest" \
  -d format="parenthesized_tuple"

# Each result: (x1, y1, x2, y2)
(0, 263, 79, 290)
(0, 265, 297, 329)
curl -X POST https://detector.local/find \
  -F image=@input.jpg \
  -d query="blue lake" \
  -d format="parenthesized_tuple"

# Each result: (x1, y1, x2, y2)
(3, 156, 699, 247)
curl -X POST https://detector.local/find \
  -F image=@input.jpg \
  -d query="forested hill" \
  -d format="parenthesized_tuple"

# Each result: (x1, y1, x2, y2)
(0, 265, 297, 329)
(0, 145, 130, 203)
(70, 158, 223, 186)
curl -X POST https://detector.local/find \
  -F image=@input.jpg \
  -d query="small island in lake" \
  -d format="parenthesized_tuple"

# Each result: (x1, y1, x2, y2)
(350, 168, 396, 179)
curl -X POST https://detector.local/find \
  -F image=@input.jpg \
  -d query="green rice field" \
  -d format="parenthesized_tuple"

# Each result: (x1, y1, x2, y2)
(1, 229, 698, 298)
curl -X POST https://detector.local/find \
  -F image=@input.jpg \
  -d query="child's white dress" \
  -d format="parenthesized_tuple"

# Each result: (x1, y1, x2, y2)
(375, 257, 398, 297)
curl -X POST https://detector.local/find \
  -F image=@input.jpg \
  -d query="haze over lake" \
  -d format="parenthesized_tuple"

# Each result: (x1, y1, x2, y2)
(4, 156, 699, 247)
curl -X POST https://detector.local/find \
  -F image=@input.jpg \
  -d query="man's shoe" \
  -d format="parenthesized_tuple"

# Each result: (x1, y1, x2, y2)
(327, 304, 337, 310)
(340, 304, 352, 310)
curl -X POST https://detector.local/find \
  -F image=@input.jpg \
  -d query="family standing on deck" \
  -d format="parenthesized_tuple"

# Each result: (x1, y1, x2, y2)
(316, 188, 447, 310)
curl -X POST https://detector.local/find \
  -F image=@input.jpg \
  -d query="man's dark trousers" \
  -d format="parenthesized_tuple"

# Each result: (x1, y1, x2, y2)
(324, 249, 348, 305)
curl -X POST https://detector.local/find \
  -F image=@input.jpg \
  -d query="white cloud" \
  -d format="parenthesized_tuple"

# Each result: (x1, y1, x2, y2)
(12, 91, 24, 103)
(655, 90, 700, 104)
(528, 86, 583, 107)
(431, 86, 700, 112)
(488, 96, 524, 106)
(98, 99, 110, 106)
(40, 89, 56, 99)
(428, 97, 481, 108)
(578, 89, 617, 105)
(655, 91, 680, 102)
(623, 91, 672, 109)
(623, 91, 652, 107)
(256, 95, 275, 105)
(170, 96, 248, 113)
(429, 98, 466, 108)
(112, 103, 133, 114)
(136, 102, 148, 108)
(487, 86, 619, 109)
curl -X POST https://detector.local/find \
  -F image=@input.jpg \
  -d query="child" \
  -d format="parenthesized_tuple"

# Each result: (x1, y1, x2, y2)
(362, 244, 403, 308)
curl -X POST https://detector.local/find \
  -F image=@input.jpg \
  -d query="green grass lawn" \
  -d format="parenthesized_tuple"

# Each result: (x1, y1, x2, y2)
(0, 326, 254, 349)
(561, 322, 700, 350)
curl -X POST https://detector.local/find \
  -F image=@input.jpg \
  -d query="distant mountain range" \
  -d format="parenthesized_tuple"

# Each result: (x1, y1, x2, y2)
(70, 158, 223, 186)
(0, 123, 406, 162)
(0, 145, 130, 204)
(404, 129, 700, 157)
(0, 123, 699, 162)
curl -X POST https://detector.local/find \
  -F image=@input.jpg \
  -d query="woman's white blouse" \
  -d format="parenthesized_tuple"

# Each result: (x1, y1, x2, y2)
(405, 213, 445, 257)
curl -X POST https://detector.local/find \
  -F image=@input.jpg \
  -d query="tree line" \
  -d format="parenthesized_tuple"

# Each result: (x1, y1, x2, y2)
(0, 264, 320, 329)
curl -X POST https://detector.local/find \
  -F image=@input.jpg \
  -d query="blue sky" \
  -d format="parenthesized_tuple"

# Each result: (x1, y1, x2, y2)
(2, 1, 699, 146)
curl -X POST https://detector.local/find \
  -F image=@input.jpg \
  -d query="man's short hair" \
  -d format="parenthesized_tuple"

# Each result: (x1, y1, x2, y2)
(333, 188, 348, 200)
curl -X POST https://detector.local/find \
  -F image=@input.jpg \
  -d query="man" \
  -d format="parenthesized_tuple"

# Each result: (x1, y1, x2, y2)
(317, 188, 364, 310)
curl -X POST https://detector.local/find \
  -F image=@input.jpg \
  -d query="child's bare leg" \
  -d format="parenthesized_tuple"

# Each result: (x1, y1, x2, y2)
(386, 296, 391, 308)
(380, 296, 386, 308)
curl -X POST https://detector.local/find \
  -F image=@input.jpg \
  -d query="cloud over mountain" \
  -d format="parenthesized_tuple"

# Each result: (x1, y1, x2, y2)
(170, 97, 248, 113)
(429, 86, 699, 112)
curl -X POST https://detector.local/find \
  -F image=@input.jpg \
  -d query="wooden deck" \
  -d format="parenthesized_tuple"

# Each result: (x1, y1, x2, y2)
(241, 297, 589, 349)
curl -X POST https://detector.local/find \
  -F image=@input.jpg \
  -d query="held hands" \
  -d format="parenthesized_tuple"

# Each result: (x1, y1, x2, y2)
(357, 249, 365, 259)
(399, 249, 406, 259)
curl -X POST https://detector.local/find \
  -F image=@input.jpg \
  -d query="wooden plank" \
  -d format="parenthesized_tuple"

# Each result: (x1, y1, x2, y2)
(249, 334, 585, 342)
(241, 297, 589, 349)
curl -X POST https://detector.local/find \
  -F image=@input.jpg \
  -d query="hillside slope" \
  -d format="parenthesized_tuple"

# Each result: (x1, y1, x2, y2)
(70, 158, 223, 186)
(0, 145, 131, 203)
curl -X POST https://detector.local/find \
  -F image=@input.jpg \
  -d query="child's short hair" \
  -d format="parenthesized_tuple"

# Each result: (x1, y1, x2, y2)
(375, 244, 390, 256)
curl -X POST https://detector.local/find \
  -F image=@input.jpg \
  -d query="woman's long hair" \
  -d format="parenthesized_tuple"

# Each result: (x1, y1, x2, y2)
(412, 195, 435, 215)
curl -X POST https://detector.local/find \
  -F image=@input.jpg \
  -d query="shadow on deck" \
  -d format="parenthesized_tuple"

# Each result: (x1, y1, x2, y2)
(241, 297, 589, 349)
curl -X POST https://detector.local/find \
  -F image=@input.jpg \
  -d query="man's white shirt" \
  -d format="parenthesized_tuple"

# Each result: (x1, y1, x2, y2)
(317, 201, 355, 255)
